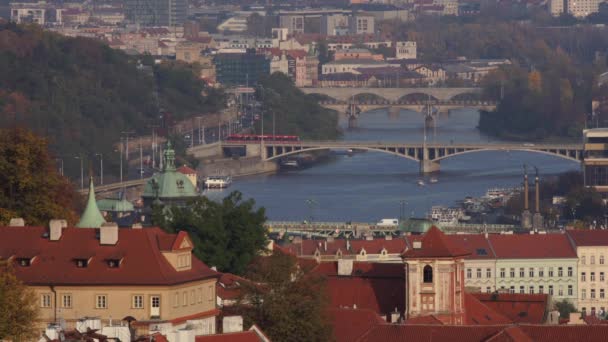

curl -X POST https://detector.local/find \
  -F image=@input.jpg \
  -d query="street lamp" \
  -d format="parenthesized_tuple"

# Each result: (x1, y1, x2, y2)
(399, 199, 407, 221)
(95, 153, 103, 185)
(74, 155, 83, 189)
(305, 199, 318, 224)
(55, 158, 64, 176)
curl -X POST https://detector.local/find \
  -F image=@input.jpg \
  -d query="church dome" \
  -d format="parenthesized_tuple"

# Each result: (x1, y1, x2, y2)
(142, 142, 197, 200)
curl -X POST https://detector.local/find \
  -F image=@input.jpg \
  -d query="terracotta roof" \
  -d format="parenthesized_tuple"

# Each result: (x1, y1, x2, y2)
(0, 226, 219, 286)
(405, 315, 444, 325)
(486, 326, 533, 342)
(169, 309, 220, 325)
(464, 293, 512, 325)
(356, 325, 506, 342)
(518, 325, 608, 342)
(217, 272, 250, 301)
(488, 234, 577, 259)
(195, 331, 263, 342)
(329, 308, 386, 342)
(402, 226, 470, 258)
(472, 293, 548, 324)
(281, 238, 407, 256)
(177, 165, 197, 175)
(445, 235, 496, 259)
(567, 229, 608, 246)
(312, 262, 405, 315)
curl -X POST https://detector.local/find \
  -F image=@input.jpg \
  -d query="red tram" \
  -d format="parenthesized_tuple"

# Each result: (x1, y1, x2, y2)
(225, 134, 300, 142)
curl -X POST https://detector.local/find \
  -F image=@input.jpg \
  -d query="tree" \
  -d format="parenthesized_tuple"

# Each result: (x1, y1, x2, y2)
(238, 250, 334, 342)
(554, 299, 577, 320)
(164, 191, 267, 275)
(0, 260, 39, 341)
(0, 128, 79, 225)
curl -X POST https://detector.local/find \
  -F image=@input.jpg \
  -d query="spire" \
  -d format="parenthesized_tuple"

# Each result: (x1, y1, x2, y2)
(76, 177, 106, 228)
(163, 141, 175, 171)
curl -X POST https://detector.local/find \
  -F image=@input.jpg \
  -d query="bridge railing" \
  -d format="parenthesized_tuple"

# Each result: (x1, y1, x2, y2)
(224, 140, 582, 149)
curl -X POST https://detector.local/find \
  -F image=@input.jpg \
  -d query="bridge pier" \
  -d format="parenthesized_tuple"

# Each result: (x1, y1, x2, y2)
(388, 107, 400, 117)
(348, 115, 358, 129)
(420, 160, 440, 174)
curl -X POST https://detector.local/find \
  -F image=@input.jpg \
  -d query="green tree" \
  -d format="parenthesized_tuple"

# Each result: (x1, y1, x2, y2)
(555, 299, 577, 320)
(0, 128, 79, 225)
(0, 260, 39, 341)
(238, 250, 334, 342)
(164, 191, 267, 274)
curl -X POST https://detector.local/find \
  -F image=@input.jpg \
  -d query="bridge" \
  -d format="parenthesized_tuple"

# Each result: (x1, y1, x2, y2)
(77, 178, 150, 195)
(318, 100, 497, 116)
(221, 140, 583, 173)
(301, 87, 483, 102)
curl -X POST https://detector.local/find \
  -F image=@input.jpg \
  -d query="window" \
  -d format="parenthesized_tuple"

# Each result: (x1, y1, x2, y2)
(486, 287, 491, 293)
(62, 294, 72, 308)
(500, 268, 505, 278)
(592, 256, 596, 265)
(467, 268, 472, 279)
(549, 267, 554, 277)
(509, 286, 515, 294)
(582, 272, 587, 282)
(41, 294, 51, 308)
(107, 259, 120, 268)
(476, 268, 482, 278)
(602, 272, 605, 282)
(132, 295, 143, 309)
(75, 258, 88, 268)
(18, 258, 31, 267)
(592, 289, 596, 299)
(568, 267, 573, 277)
(539, 268, 544, 277)
(601, 289, 605, 299)
(582, 256, 586, 265)
(510, 268, 515, 278)
(601, 255, 605, 265)
(582, 289, 587, 300)
(558, 267, 563, 277)
(549, 285, 554, 296)
(539, 285, 544, 294)
(191, 290, 195, 305)
(529, 268, 534, 277)
(208, 285, 214, 301)
(568, 285, 573, 296)
(519, 286, 525, 294)
(592, 272, 596, 282)
(529, 286, 534, 294)
(520, 268, 525, 278)
(183, 292, 187, 306)
(423, 265, 433, 283)
(95, 295, 107, 309)
(559, 286, 564, 296)
(486, 268, 491, 278)
(198, 288, 203, 303)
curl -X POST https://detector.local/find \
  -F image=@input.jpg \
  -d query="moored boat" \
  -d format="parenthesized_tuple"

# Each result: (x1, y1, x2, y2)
(204, 176, 232, 188)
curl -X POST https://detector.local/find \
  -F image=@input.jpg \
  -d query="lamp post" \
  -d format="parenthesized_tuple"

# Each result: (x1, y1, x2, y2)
(55, 158, 64, 176)
(399, 200, 407, 221)
(74, 155, 83, 189)
(95, 153, 103, 185)
(305, 199, 317, 224)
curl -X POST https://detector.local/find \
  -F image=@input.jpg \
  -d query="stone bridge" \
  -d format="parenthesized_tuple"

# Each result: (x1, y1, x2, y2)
(300, 87, 483, 102)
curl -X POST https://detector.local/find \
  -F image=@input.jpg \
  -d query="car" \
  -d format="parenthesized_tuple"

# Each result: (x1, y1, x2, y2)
(523, 143, 535, 147)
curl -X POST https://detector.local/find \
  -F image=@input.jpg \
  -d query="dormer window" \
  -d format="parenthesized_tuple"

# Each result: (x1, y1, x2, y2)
(17, 258, 31, 267)
(75, 258, 89, 268)
(381, 248, 388, 256)
(107, 259, 121, 268)
(360, 249, 366, 256)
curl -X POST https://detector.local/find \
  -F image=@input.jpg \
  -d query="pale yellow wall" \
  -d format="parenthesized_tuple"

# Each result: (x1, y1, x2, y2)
(32, 278, 216, 325)
(464, 259, 497, 293)
(577, 246, 608, 312)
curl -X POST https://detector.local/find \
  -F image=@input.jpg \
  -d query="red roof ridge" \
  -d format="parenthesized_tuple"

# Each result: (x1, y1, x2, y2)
(402, 226, 470, 258)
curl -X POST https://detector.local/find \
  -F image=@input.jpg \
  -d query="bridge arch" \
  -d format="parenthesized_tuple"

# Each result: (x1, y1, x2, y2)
(447, 92, 484, 101)
(431, 147, 581, 163)
(397, 93, 440, 102)
(266, 146, 420, 163)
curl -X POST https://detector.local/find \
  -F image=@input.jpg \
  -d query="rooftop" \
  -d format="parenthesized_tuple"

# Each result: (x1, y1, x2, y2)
(402, 226, 470, 258)
(488, 233, 577, 259)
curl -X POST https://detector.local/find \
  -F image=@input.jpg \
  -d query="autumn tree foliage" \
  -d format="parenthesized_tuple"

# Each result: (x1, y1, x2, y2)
(0, 260, 39, 341)
(0, 127, 79, 225)
(237, 250, 334, 342)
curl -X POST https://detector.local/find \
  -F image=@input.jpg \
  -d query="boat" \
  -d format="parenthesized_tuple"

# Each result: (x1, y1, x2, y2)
(204, 176, 232, 189)
(280, 159, 300, 169)
(417, 179, 425, 186)
(429, 177, 438, 184)
(428, 206, 467, 225)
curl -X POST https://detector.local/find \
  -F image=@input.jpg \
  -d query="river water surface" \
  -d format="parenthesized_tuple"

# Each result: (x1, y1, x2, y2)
(204, 109, 579, 222)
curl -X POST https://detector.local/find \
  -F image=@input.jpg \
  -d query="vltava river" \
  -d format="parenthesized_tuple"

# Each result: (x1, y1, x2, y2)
(204, 109, 579, 222)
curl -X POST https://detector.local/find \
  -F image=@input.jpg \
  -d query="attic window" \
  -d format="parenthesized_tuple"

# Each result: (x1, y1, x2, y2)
(176, 179, 184, 189)
(381, 249, 387, 255)
(107, 259, 121, 268)
(17, 258, 31, 267)
(476, 249, 487, 256)
(360, 249, 366, 256)
(75, 258, 89, 268)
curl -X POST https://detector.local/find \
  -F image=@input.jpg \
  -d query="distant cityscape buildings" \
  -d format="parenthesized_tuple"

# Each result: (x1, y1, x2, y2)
(125, 0, 187, 26)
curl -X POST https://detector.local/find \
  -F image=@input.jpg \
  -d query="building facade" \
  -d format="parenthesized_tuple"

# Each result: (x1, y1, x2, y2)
(125, 0, 187, 27)
(214, 50, 270, 86)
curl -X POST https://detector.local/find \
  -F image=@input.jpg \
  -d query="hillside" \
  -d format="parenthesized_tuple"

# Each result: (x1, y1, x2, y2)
(0, 23, 224, 178)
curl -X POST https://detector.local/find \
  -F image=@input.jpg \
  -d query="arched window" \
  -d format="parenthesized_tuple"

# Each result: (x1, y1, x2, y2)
(423, 265, 433, 283)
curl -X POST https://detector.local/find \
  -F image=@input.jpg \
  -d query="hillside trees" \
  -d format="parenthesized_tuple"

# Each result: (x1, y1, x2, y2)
(0, 260, 39, 341)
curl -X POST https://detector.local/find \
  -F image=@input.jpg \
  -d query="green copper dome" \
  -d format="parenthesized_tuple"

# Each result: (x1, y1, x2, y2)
(76, 177, 107, 228)
(97, 192, 135, 213)
(142, 142, 197, 200)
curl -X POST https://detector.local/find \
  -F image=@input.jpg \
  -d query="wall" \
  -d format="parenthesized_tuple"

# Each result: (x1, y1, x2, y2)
(464, 259, 497, 293)
(576, 246, 608, 314)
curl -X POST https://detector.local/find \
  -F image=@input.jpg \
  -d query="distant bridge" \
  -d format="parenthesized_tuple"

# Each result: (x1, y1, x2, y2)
(300, 87, 483, 102)
(77, 178, 150, 195)
(221, 140, 583, 173)
(318, 100, 497, 115)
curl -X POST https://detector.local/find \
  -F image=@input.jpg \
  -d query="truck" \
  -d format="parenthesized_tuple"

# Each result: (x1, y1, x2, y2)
(376, 218, 399, 227)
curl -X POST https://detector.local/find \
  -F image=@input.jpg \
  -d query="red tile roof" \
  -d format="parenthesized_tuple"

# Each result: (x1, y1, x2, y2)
(169, 309, 220, 325)
(518, 325, 608, 342)
(488, 233, 577, 258)
(356, 325, 506, 342)
(281, 238, 407, 256)
(472, 293, 548, 324)
(0, 226, 219, 286)
(177, 165, 197, 175)
(404, 315, 443, 325)
(486, 326, 533, 342)
(464, 293, 512, 325)
(446, 234, 496, 259)
(195, 331, 263, 342)
(329, 308, 386, 342)
(567, 229, 608, 246)
(402, 226, 470, 258)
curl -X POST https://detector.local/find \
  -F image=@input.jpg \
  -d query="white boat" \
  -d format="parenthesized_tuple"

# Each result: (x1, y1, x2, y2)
(429, 206, 467, 225)
(280, 159, 300, 168)
(417, 179, 425, 186)
(429, 177, 438, 184)
(204, 176, 232, 188)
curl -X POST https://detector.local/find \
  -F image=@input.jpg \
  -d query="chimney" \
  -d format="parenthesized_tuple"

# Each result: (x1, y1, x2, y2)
(524, 169, 529, 211)
(326, 236, 334, 242)
(346, 239, 351, 251)
(131, 223, 143, 229)
(413, 241, 422, 249)
(324, 240, 327, 251)
(385, 234, 393, 240)
(535, 173, 540, 214)
(337, 259, 353, 276)
(100, 222, 119, 245)
(49, 219, 67, 241)
(9, 218, 25, 227)
(390, 308, 400, 323)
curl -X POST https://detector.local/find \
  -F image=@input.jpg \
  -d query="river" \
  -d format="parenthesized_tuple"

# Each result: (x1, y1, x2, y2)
(203, 109, 580, 222)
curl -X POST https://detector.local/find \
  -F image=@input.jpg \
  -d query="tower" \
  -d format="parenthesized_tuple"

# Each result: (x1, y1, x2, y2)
(76, 177, 107, 228)
(521, 165, 532, 229)
(402, 226, 469, 324)
(533, 167, 544, 229)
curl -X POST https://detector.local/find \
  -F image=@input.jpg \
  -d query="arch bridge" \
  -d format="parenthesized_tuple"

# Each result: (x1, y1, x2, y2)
(222, 141, 583, 173)
(301, 87, 484, 102)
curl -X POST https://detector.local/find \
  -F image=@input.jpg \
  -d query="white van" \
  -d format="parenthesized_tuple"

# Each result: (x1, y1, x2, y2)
(376, 218, 399, 227)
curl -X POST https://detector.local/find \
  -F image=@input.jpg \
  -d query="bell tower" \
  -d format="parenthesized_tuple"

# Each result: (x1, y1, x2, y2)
(402, 226, 470, 324)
